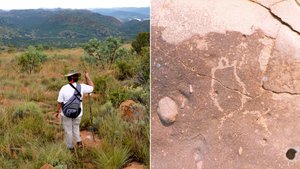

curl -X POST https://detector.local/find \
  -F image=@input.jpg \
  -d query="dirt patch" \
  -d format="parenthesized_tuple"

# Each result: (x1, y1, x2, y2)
(83, 163, 95, 168)
(0, 99, 17, 105)
(2, 86, 13, 90)
(47, 72, 64, 78)
(98, 70, 115, 76)
(20, 88, 30, 94)
(79, 130, 102, 149)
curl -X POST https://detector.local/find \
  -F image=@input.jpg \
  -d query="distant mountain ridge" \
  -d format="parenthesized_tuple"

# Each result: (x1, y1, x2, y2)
(89, 7, 150, 22)
(0, 8, 150, 47)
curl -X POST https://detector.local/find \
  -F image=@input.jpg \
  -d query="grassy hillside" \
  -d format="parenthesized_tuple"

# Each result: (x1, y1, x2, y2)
(0, 38, 150, 168)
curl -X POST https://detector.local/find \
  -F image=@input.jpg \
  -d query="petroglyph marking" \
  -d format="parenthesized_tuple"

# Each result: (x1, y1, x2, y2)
(210, 57, 250, 112)
(243, 110, 271, 137)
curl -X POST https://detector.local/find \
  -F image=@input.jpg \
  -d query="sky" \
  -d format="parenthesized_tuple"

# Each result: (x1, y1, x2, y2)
(1, 0, 150, 10)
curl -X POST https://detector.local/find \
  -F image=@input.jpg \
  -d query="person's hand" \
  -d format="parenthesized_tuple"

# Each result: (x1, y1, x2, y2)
(55, 112, 59, 118)
(84, 71, 89, 79)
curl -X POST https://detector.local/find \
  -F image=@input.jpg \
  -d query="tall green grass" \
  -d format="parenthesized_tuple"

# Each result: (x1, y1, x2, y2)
(91, 101, 150, 167)
(92, 144, 132, 169)
(0, 102, 72, 168)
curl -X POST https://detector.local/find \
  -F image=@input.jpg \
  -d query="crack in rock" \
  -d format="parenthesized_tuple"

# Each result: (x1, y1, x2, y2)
(248, 0, 300, 35)
(262, 84, 300, 95)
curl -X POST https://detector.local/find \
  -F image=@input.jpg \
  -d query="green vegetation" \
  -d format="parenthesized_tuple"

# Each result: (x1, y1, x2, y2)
(0, 32, 150, 168)
(131, 32, 150, 54)
(0, 9, 150, 48)
(17, 46, 47, 74)
(81, 37, 135, 68)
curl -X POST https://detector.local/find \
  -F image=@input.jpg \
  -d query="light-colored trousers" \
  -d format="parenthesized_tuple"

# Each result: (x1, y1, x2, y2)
(61, 116, 82, 149)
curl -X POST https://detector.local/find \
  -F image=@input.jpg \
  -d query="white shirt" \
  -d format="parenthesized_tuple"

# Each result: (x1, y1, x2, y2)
(57, 83, 94, 117)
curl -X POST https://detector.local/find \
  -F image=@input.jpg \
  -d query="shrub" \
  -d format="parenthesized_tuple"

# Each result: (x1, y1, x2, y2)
(93, 74, 120, 103)
(108, 87, 130, 108)
(116, 60, 135, 81)
(131, 32, 150, 54)
(108, 86, 150, 108)
(12, 102, 43, 120)
(81, 37, 134, 68)
(17, 46, 47, 74)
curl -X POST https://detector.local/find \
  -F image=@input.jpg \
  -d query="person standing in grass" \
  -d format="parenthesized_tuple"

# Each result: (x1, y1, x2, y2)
(55, 70, 94, 150)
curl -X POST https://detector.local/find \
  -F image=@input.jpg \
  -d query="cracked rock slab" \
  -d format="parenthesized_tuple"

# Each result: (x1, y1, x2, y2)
(270, 0, 300, 33)
(249, 0, 282, 8)
(151, 0, 300, 168)
(263, 25, 300, 94)
(152, 0, 281, 45)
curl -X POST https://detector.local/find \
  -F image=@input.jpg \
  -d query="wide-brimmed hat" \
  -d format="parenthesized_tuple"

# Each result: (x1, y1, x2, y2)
(65, 70, 81, 77)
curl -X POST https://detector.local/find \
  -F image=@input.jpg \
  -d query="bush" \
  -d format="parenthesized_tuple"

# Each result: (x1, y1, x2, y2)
(116, 60, 136, 81)
(108, 86, 150, 108)
(12, 102, 43, 120)
(93, 74, 120, 103)
(131, 32, 150, 54)
(127, 86, 150, 107)
(81, 37, 134, 68)
(109, 87, 130, 108)
(18, 46, 47, 74)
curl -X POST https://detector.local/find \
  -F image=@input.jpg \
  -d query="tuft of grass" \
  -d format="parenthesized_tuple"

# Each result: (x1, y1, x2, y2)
(92, 143, 131, 169)
(93, 101, 150, 166)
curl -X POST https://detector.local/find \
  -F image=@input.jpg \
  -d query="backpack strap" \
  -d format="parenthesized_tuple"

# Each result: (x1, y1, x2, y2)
(69, 83, 82, 101)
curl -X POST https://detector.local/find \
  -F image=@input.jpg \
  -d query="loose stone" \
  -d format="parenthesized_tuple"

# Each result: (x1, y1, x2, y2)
(157, 97, 178, 124)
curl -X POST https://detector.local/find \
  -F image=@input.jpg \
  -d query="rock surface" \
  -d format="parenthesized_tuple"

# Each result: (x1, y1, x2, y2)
(124, 162, 147, 169)
(119, 100, 145, 121)
(40, 163, 53, 169)
(151, 0, 300, 168)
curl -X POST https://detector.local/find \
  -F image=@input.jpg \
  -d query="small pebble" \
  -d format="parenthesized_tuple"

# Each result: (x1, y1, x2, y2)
(190, 85, 193, 94)
(263, 77, 268, 82)
(238, 147, 243, 156)
(181, 100, 185, 109)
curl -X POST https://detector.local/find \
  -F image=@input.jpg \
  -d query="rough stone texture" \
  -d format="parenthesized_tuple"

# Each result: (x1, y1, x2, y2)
(124, 162, 147, 169)
(249, 0, 281, 8)
(151, 0, 300, 168)
(119, 100, 145, 121)
(40, 163, 54, 169)
(270, 0, 300, 33)
(157, 97, 178, 124)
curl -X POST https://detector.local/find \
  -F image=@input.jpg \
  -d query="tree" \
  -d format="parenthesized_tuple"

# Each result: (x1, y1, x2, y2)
(81, 37, 134, 68)
(131, 32, 150, 54)
(18, 46, 47, 74)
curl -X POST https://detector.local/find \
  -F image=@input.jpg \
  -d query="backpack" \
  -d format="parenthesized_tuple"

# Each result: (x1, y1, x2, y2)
(62, 83, 82, 118)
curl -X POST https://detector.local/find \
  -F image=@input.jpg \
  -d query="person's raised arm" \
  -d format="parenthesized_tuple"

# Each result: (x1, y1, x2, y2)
(84, 72, 94, 89)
